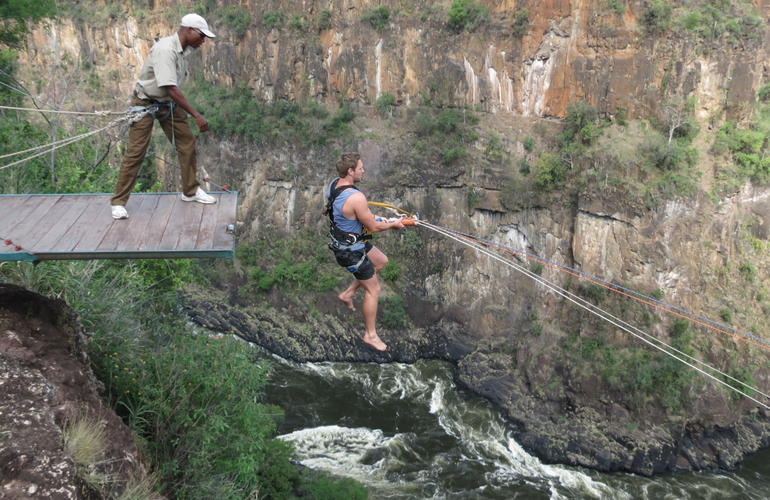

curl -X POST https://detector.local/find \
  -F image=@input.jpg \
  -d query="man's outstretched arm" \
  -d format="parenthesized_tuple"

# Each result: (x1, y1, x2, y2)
(349, 193, 404, 232)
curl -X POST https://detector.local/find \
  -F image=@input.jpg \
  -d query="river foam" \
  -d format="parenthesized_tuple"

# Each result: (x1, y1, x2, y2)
(276, 359, 623, 499)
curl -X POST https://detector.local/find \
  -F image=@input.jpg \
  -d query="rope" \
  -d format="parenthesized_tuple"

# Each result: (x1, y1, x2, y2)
(0, 104, 122, 116)
(370, 199, 767, 350)
(427, 222, 770, 352)
(368, 201, 418, 218)
(0, 80, 29, 96)
(202, 177, 230, 191)
(0, 109, 150, 171)
(421, 222, 770, 398)
(2, 238, 23, 252)
(415, 220, 770, 410)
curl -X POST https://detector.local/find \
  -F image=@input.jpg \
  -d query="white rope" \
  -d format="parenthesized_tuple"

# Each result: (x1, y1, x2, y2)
(418, 221, 770, 411)
(0, 110, 147, 171)
(0, 80, 29, 96)
(0, 104, 122, 116)
(0, 126, 114, 160)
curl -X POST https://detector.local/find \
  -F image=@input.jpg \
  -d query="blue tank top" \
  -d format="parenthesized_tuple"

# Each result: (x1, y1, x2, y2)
(332, 188, 363, 234)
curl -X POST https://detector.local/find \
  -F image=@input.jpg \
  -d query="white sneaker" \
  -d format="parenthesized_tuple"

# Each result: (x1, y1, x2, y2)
(181, 187, 217, 204)
(111, 205, 129, 219)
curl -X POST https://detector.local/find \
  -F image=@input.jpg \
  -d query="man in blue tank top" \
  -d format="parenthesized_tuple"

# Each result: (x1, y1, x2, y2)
(326, 152, 404, 351)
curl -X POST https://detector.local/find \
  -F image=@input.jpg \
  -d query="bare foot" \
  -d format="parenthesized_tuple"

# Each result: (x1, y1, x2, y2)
(338, 292, 356, 311)
(362, 333, 388, 351)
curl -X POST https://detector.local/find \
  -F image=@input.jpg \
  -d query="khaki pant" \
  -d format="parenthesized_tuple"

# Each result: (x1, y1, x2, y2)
(111, 96, 200, 206)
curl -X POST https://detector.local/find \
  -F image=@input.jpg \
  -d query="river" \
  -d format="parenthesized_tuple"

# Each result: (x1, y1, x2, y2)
(263, 357, 770, 499)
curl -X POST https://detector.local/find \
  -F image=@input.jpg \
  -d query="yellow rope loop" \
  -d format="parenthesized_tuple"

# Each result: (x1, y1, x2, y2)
(367, 201, 418, 218)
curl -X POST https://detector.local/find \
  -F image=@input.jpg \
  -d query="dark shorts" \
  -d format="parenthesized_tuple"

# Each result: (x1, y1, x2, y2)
(332, 242, 375, 281)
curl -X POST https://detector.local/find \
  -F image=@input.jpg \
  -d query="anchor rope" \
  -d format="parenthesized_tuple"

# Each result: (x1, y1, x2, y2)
(413, 219, 770, 410)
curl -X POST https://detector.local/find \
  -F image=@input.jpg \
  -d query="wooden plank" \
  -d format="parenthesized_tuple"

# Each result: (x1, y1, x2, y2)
(71, 196, 119, 252)
(139, 194, 177, 250)
(111, 194, 160, 252)
(51, 195, 112, 251)
(30, 196, 93, 252)
(2, 195, 52, 235)
(158, 198, 196, 251)
(211, 193, 238, 251)
(1, 193, 236, 261)
(3, 195, 62, 250)
(98, 194, 158, 251)
(0, 196, 32, 231)
(174, 200, 205, 250)
(194, 194, 221, 250)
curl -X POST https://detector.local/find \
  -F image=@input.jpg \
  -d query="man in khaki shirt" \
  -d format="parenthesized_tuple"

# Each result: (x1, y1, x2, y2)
(111, 13, 216, 219)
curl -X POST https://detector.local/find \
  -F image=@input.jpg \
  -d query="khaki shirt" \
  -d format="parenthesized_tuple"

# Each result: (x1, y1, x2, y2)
(135, 33, 190, 102)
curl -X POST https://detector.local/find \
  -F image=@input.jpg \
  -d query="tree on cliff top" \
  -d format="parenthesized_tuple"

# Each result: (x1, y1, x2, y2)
(0, 0, 56, 48)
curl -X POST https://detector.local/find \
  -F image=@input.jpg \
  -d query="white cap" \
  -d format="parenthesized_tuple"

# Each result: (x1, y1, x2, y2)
(181, 13, 215, 38)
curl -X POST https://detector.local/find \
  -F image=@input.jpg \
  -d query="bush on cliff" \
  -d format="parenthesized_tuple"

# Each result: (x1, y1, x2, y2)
(187, 80, 355, 148)
(362, 6, 390, 31)
(447, 0, 489, 32)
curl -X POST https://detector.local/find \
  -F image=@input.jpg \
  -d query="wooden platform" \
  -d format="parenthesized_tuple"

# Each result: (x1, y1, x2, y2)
(0, 192, 237, 261)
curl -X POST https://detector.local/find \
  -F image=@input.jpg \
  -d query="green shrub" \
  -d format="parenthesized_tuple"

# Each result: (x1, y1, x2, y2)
(380, 261, 401, 283)
(410, 108, 479, 167)
(719, 308, 733, 323)
(511, 8, 529, 37)
(738, 262, 756, 282)
(0, 0, 56, 48)
(561, 101, 599, 146)
(640, 135, 696, 171)
(725, 367, 755, 400)
(220, 7, 251, 37)
(447, 0, 489, 32)
(442, 146, 466, 165)
(758, 83, 770, 102)
(374, 92, 396, 116)
(523, 135, 535, 152)
(362, 6, 390, 30)
(318, 8, 333, 30)
(607, 0, 625, 14)
(380, 295, 407, 329)
(187, 81, 354, 147)
(303, 475, 368, 500)
(483, 134, 508, 163)
(581, 283, 607, 303)
(677, 1, 763, 42)
(712, 120, 770, 185)
(288, 14, 308, 32)
(533, 153, 567, 191)
(641, 0, 672, 34)
(263, 10, 285, 29)
(238, 234, 340, 293)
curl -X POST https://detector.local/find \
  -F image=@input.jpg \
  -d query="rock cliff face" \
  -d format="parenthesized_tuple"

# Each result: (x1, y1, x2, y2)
(13, 0, 770, 476)
(19, 0, 770, 120)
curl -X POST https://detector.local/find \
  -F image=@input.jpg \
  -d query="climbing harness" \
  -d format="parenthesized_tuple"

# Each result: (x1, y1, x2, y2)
(126, 100, 175, 123)
(324, 179, 369, 273)
(325, 178, 371, 249)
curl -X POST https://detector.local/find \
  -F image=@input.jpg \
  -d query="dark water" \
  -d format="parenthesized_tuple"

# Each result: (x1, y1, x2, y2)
(263, 357, 770, 499)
